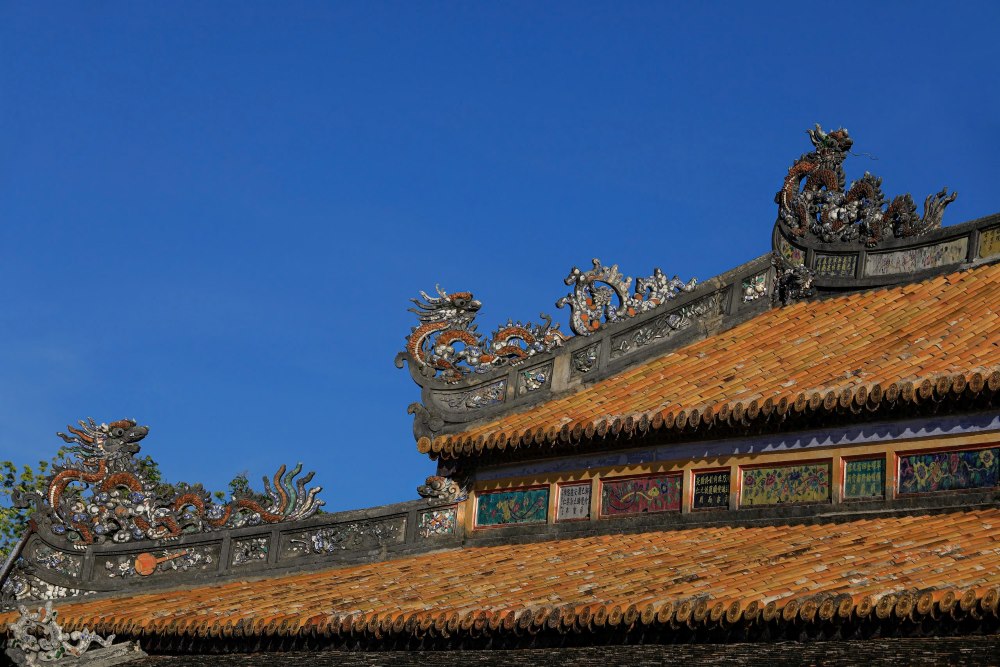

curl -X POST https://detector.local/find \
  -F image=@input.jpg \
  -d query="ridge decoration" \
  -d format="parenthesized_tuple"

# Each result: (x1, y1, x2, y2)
(5, 601, 145, 666)
(777, 124, 956, 247)
(772, 253, 816, 305)
(557, 259, 697, 335)
(397, 286, 568, 383)
(416, 475, 465, 502)
(15, 418, 324, 546)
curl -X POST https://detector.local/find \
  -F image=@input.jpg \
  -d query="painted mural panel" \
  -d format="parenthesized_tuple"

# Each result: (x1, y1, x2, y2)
(476, 488, 548, 527)
(600, 474, 681, 516)
(898, 448, 999, 495)
(740, 463, 831, 507)
(865, 238, 967, 276)
(776, 235, 806, 265)
(979, 227, 1000, 259)
(844, 458, 885, 499)
(693, 470, 730, 509)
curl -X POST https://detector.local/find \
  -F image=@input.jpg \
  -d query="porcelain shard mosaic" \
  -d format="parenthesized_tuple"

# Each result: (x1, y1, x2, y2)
(417, 507, 457, 537)
(283, 517, 407, 557)
(476, 488, 548, 526)
(601, 474, 681, 516)
(898, 448, 999, 495)
(740, 463, 831, 506)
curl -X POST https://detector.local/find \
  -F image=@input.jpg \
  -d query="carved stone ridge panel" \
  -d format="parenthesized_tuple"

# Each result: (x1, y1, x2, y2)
(431, 379, 507, 412)
(231, 536, 270, 567)
(865, 238, 968, 276)
(979, 226, 1000, 259)
(280, 516, 406, 558)
(741, 272, 768, 302)
(609, 290, 726, 360)
(571, 342, 601, 376)
(417, 507, 457, 538)
(516, 362, 553, 397)
(102, 543, 221, 579)
(26, 542, 83, 580)
(0, 540, 92, 607)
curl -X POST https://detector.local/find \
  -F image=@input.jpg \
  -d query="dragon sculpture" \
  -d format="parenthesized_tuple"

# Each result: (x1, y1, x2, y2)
(777, 124, 956, 247)
(397, 286, 568, 383)
(15, 418, 324, 546)
(416, 475, 464, 502)
(399, 263, 699, 380)
(556, 259, 697, 335)
(5, 601, 143, 666)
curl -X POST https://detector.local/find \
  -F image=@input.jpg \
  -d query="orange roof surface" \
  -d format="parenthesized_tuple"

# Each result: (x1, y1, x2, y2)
(424, 261, 1000, 459)
(5, 506, 1000, 641)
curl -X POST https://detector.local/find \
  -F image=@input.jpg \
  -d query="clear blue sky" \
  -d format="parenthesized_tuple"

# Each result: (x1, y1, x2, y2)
(2, 2, 998, 510)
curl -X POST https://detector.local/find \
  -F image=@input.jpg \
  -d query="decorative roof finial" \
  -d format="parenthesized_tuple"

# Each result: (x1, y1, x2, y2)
(777, 125, 956, 247)
(556, 259, 697, 336)
(5, 601, 146, 666)
(397, 287, 567, 383)
(14, 419, 324, 546)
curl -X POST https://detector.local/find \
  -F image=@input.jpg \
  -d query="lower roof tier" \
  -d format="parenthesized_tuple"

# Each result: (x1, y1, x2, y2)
(5, 503, 1000, 648)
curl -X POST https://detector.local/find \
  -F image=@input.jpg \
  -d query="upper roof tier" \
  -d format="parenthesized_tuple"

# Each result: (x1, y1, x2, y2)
(395, 125, 1000, 459)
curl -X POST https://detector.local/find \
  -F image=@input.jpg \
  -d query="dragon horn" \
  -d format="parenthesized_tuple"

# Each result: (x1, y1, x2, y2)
(289, 488, 324, 520)
(261, 474, 279, 509)
(293, 471, 316, 511)
(67, 426, 95, 443)
(282, 463, 303, 514)
(272, 464, 288, 512)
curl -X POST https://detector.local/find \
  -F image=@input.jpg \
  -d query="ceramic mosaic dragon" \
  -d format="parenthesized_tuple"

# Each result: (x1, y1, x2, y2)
(777, 124, 956, 247)
(397, 286, 568, 383)
(556, 259, 697, 335)
(16, 418, 324, 546)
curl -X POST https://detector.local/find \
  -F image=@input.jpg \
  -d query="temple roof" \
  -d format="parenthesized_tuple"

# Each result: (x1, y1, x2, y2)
(3, 504, 999, 648)
(421, 260, 1000, 460)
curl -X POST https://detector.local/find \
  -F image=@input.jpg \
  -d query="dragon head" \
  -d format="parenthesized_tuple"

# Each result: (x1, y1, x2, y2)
(807, 124, 853, 155)
(57, 418, 149, 461)
(408, 285, 482, 329)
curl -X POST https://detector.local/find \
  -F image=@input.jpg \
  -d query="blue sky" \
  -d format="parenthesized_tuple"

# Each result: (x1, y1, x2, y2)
(1, 2, 998, 510)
